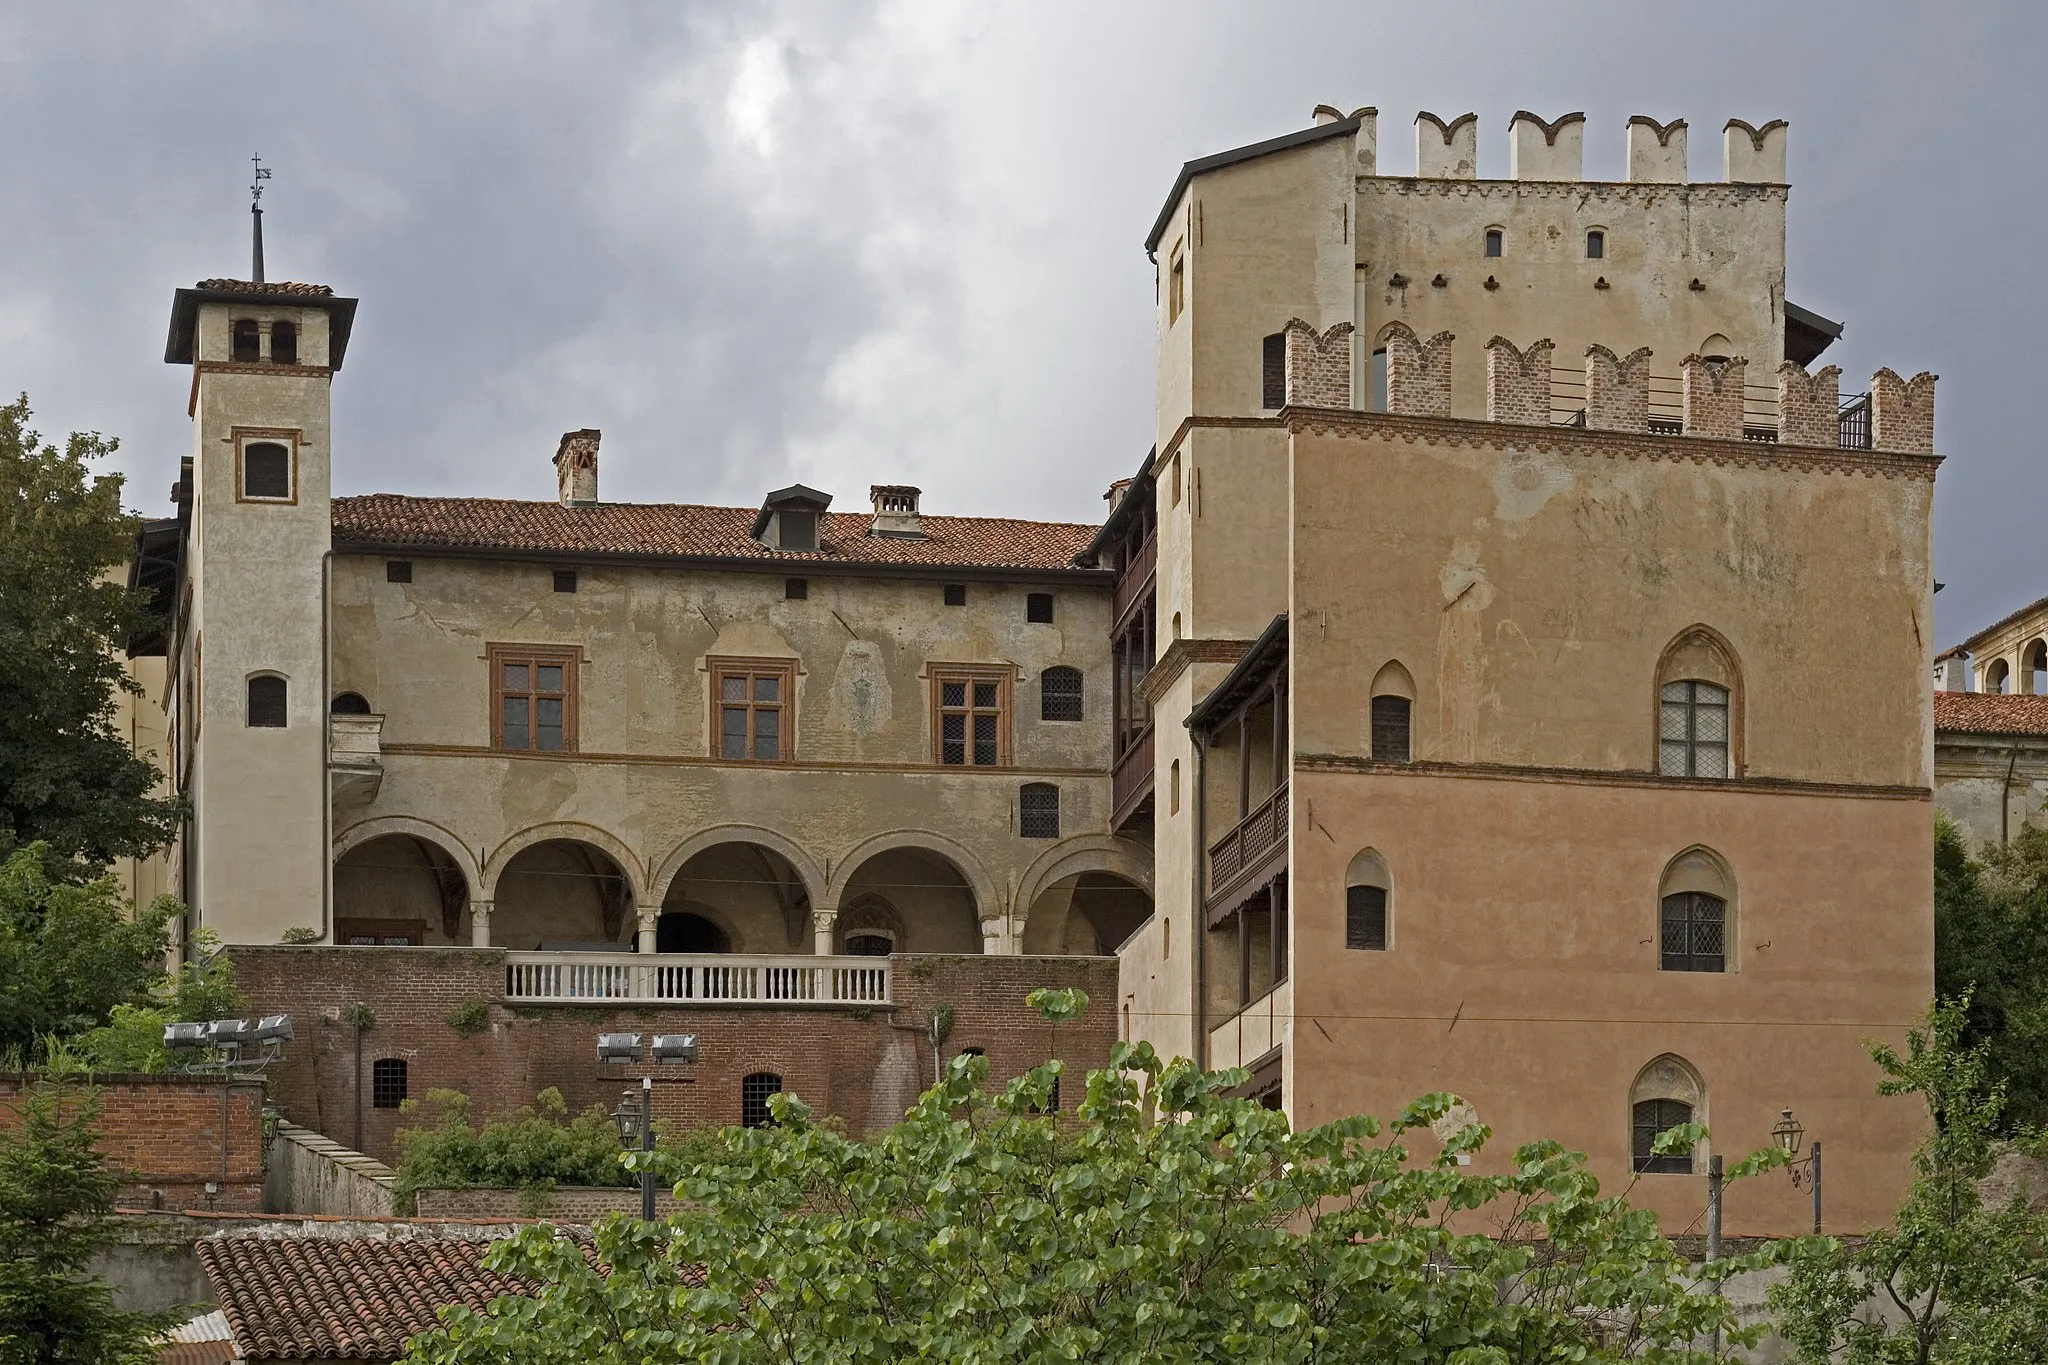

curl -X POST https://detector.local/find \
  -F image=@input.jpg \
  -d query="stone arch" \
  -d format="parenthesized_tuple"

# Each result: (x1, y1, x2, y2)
(1628, 1053, 1707, 1173)
(836, 893, 906, 955)
(2024, 639, 2048, 695)
(649, 825, 825, 916)
(659, 839, 815, 956)
(483, 822, 645, 905)
(1369, 660, 1415, 701)
(1658, 845, 1736, 973)
(1013, 834, 1153, 920)
(335, 816, 481, 901)
(333, 825, 476, 946)
(1654, 624, 1744, 776)
(1984, 657, 2012, 694)
(824, 830, 1002, 921)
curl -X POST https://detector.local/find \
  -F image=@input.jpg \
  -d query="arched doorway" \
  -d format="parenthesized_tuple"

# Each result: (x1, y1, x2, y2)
(1022, 871, 1152, 955)
(491, 839, 635, 950)
(660, 843, 810, 955)
(333, 834, 471, 944)
(836, 848, 982, 954)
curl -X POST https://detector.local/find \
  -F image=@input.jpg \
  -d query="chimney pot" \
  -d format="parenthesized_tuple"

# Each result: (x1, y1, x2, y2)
(868, 485, 925, 539)
(554, 429, 600, 506)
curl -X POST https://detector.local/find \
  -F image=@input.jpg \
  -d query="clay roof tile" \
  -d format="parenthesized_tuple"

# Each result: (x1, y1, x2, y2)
(1933, 692, 2048, 738)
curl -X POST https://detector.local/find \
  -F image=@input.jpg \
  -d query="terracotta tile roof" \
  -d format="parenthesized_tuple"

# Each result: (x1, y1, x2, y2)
(333, 494, 1104, 573)
(194, 278, 336, 297)
(1934, 692, 2048, 738)
(196, 1234, 603, 1360)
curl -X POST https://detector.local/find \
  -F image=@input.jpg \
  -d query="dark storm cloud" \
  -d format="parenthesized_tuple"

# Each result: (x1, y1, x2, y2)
(1, 2, 2041, 643)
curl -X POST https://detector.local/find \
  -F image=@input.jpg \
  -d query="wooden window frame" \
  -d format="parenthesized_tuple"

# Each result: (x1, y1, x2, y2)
(709, 656, 796, 763)
(488, 644, 580, 753)
(233, 427, 301, 505)
(930, 664, 1013, 767)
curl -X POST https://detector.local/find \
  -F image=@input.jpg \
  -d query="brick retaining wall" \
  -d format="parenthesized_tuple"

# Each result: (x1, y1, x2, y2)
(0, 1074, 264, 1211)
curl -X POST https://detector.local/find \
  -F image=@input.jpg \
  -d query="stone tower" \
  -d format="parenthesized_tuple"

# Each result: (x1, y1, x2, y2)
(164, 277, 358, 943)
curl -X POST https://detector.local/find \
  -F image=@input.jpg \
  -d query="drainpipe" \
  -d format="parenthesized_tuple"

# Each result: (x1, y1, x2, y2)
(321, 549, 334, 942)
(1191, 730, 1209, 1069)
(2004, 744, 2022, 847)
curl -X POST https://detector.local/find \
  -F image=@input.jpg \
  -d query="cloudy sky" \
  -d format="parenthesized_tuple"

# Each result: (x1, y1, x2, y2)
(1, 3, 2038, 643)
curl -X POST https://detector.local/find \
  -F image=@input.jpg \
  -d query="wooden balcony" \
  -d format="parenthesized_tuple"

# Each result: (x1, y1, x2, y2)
(1208, 781, 1287, 899)
(1110, 726, 1155, 832)
(1113, 529, 1156, 625)
(503, 953, 889, 1006)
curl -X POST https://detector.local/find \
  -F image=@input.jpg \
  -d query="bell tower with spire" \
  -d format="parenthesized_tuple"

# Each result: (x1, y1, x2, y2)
(162, 163, 359, 944)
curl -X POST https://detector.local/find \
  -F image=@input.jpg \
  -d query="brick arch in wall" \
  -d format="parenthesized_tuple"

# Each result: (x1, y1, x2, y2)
(647, 824, 826, 916)
(481, 821, 646, 906)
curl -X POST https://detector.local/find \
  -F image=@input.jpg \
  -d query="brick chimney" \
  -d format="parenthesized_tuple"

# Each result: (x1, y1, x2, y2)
(869, 485, 924, 539)
(554, 429, 600, 506)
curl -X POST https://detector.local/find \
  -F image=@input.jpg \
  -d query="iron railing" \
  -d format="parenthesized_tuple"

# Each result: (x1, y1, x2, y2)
(503, 952, 890, 1005)
(1837, 393, 1872, 450)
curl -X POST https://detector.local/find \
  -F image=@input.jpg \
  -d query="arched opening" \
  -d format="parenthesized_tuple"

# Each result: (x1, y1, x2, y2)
(655, 911, 730, 954)
(270, 319, 297, 365)
(1629, 1055, 1705, 1174)
(1697, 333, 1734, 364)
(335, 833, 471, 945)
(1585, 228, 1607, 260)
(1369, 660, 1415, 763)
(837, 847, 983, 954)
(1345, 848, 1391, 951)
(492, 839, 634, 951)
(660, 842, 811, 955)
(1984, 657, 2012, 694)
(232, 319, 260, 363)
(242, 441, 292, 500)
(330, 692, 372, 715)
(246, 674, 288, 728)
(837, 893, 904, 956)
(1659, 846, 1733, 973)
(1022, 871, 1152, 955)
(1484, 226, 1503, 258)
(1655, 626, 1741, 777)
(2026, 641, 2048, 696)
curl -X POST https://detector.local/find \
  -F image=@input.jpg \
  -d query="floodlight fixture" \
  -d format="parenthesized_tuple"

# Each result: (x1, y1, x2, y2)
(596, 1032, 644, 1064)
(650, 1034, 698, 1064)
(205, 1019, 252, 1047)
(253, 1015, 294, 1044)
(163, 1022, 208, 1052)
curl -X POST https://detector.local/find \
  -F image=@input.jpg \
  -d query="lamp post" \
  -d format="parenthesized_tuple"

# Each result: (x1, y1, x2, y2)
(1772, 1108, 1822, 1235)
(599, 1032, 699, 1220)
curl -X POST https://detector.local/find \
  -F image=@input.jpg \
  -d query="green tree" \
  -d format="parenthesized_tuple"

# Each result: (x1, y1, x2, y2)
(0, 1081, 183, 1363)
(408, 993, 1776, 1364)
(0, 396, 179, 871)
(0, 846, 178, 1063)
(390, 1089, 641, 1214)
(1768, 997, 2048, 1362)
(74, 929, 249, 1072)
(1934, 814, 2048, 1129)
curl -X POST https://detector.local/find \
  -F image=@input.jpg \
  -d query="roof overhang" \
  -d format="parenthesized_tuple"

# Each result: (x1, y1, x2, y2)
(1077, 446, 1159, 566)
(1187, 614, 1289, 734)
(165, 287, 360, 370)
(1783, 300, 1844, 367)
(1144, 117, 1362, 255)
(332, 539, 1112, 588)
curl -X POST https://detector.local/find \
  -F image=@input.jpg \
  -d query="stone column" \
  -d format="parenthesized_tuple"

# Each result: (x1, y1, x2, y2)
(812, 908, 838, 956)
(980, 917, 1012, 956)
(469, 900, 492, 948)
(636, 905, 660, 955)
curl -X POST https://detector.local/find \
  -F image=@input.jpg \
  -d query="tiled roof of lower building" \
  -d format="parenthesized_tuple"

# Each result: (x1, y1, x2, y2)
(333, 494, 1102, 573)
(194, 278, 336, 297)
(1934, 692, 2048, 738)
(195, 1234, 613, 1360)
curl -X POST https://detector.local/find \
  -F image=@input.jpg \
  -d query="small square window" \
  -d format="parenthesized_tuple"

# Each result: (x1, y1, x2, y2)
(552, 569, 578, 594)
(386, 560, 413, 584)
(1026, 593, 1054, 624)
(943, 584, 967, 607)
(785, 577, 808, 600)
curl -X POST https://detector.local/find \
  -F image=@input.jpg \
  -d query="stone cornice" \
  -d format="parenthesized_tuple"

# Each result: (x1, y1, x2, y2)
(1360, 178, 1788, 204)
(1139, 637, 1255, 707)
(187, 360, 334, 416)
(1282, 405, 1943, 480)
(1295, 752, 1930, 801)
(377, 742, 1109, 780)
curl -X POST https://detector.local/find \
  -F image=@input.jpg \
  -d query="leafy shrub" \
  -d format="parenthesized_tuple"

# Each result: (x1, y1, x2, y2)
(391, 1089, 635, 1212)
(443, 999, 491, 1038)
(70, 928, 248, 1073)
(278, 926, 321, 944)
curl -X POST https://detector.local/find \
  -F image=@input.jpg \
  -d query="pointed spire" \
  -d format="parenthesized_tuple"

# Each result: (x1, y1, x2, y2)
(249, 156, 271, 284)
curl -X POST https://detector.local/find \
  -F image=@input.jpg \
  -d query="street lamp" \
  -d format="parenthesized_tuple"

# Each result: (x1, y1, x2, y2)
(1772, 1108, 1822, 1234)
(595, 1032, 699, 1219)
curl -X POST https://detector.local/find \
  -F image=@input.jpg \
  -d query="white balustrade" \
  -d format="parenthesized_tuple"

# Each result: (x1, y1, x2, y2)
(502, 952, 889, 1005)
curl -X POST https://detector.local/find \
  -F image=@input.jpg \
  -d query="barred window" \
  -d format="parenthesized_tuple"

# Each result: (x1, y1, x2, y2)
(741, 1072, 783, 1128)
(1370, 695, 1411, 763)
(1020, 783, 1060, 839)
(246, 674, 287, 728)
(1345, 885, 1387, 951)
(1027, 592, 1055, 624)
(1631, 1098, 1693, 1173)
(371, 1058, 408, 1109)
(1041, 666, 1083, 722)
(1659, 681, 1729, 778)
(1660, 892, 1725, 972)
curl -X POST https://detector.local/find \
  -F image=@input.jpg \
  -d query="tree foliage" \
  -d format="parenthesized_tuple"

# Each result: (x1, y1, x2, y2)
(0, 1081, 183, 1363)
(72, 928, 249, 1073)
(0, 397, 179, 870)
(0, 845, 179, 1064)
(1933, 814, 2048, 1130)
(1769, 997, 2048, 1363)
(391, 1089, 642, 1213)
(408, 992, 1774, 1364)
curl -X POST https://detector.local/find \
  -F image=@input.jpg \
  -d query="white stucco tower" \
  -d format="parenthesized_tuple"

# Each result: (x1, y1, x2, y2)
(165, 277, 357, 944)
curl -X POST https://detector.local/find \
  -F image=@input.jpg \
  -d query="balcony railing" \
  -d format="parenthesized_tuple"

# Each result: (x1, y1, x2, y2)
(1547, 371, 1872, 450)
(1114, 529, 1157, 625)
(1110, 725, 1155, 830)
(503, 952, 890, 1005)
(1208, 782, 1288, 894)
